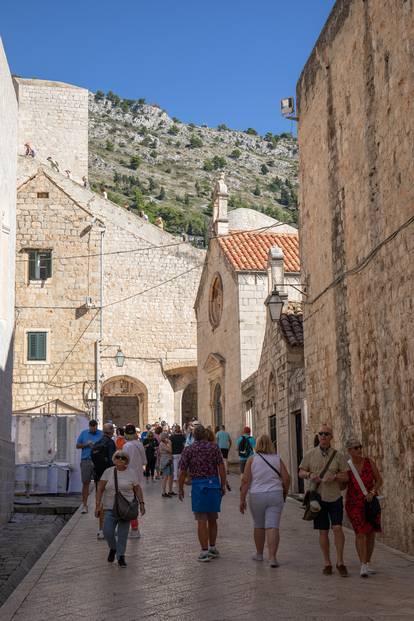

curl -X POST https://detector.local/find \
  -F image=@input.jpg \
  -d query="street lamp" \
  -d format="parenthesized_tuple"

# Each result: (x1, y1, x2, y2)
(115, 347, 125, 367)
(264, 287, 288, 322)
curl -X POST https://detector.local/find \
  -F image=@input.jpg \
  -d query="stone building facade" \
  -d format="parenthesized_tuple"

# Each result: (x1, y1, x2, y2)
(195, 176, 300, 455)
(14, 78, 88, 183)
(297, 0, 414, 552)
(13, 78, 204, 433)
(0, 39, 17, 523)
(250, 306, 305, 493)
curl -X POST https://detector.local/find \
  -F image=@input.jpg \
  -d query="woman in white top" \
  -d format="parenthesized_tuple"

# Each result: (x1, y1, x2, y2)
(240, 434, 290, 567)
(95, 450, 145, 568)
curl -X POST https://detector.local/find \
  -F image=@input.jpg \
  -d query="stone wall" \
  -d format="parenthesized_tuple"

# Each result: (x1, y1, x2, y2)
(14, 165, 204, 426)
(14, 78, 88, 183)
(297, 0, 414, 552)
(0, 39, 17, 523)
(252, 316, 305, 492)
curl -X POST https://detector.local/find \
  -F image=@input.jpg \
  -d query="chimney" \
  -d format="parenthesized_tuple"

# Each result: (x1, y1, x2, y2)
(211, 172, 229, 237)
(267, 246, 285, 294)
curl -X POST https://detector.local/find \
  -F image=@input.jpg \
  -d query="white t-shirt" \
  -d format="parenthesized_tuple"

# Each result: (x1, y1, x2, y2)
(123, 440, 147, 484)
(250, 454, 283, 494)
(100, 466, 139, 510)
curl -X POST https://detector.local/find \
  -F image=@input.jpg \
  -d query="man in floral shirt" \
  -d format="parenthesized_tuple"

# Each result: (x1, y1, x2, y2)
(179, 424, 226, 562)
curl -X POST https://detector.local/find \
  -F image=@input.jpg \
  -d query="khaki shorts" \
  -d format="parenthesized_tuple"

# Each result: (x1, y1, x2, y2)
(80, 459, 94, 484)
(194, 512, 218, 521)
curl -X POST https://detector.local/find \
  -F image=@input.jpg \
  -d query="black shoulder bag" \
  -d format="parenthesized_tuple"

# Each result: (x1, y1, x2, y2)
(256, 452, 287, 501)
(302, 450, 337, 521)
(112, 468, 139, 521)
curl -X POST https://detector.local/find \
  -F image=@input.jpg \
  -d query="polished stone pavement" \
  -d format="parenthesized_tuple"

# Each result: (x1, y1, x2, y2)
(1, 475, 413, 621)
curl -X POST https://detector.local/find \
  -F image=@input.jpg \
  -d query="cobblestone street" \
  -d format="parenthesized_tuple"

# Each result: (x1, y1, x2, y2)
(1, 475, 413, 621)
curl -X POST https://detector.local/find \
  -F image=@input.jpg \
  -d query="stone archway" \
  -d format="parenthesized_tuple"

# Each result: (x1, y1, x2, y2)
(181, 381, 198, 425)
(101, 376, 148, 429)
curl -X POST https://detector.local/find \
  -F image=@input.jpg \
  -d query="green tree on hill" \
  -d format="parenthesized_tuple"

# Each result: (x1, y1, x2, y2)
(188, 135, 203, 148)
(129, 155, 142, 170)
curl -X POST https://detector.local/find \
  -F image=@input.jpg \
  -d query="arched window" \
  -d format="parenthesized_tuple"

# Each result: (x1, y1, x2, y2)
(209, 274, 223, 328)
(213, 383, 223, 428)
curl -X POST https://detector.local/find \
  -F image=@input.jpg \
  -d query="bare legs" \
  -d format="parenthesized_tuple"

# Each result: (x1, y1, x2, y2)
(197, 518, 217, 549)
(355, 531, 376, 564)
(319, 526, 345, 566)
(254, 528, 265, 555)
(267, 528, 280, 561)
(82, 482, 89, 507)
(162, 474, 173, 494)
(253, 528, 279, 560)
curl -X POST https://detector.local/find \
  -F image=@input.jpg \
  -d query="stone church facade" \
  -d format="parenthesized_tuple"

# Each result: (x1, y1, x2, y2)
(195, 175, 301, 458)
(13, 78, 204, 430)
(297, 0, 414, 552)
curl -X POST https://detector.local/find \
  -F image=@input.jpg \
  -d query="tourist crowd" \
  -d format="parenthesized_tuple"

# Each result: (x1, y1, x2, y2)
(77, 420, 382, 577)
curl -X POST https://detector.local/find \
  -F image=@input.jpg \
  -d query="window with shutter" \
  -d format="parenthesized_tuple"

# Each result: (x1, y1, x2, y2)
(27, 331, 47, 361)
(28, 250, 52, 280)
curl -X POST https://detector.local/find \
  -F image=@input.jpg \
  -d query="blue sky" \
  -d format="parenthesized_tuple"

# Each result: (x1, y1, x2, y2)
(1, 0, 335, 134)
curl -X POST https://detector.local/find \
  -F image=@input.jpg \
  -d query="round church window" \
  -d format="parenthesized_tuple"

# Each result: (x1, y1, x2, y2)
(209, 274, 223, 328)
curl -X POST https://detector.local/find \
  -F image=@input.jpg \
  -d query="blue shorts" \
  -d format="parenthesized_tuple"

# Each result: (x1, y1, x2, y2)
(161, 462, 173, 476)
(314, 497, 343, 530)
(191, 477, 222, 514)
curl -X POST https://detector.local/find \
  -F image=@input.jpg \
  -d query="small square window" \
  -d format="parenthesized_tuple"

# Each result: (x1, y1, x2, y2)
(37, 192, 49, 198)
(28, 250, 52, 280)
(27, 331, 47, 361)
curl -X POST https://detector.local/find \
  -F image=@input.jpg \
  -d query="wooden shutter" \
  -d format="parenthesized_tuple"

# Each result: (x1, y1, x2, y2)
(28, 251, 37, 280)
(28, 332, 47, 361)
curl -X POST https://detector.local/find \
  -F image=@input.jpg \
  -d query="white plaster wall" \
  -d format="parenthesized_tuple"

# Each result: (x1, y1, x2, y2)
(0, 38, 17, 523)
(14, 78, 88, 183)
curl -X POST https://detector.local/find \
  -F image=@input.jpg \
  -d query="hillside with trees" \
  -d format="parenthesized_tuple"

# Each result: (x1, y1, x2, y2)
(89, 91, 299, 243)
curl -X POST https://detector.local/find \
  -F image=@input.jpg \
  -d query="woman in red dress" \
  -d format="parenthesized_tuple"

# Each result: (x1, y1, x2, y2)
(345, 438, 383, 578)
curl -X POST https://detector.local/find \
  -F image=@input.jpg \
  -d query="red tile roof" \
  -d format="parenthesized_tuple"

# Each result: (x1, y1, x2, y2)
(217, 232, 300, 273)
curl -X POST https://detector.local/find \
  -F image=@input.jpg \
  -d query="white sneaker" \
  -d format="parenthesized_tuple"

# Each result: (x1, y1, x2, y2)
(269, 559, 279, 568)
(360, 563, 369, 577)
(81, 505, 88, 514)
(97, 530, 105, 540)
(366, 564, 376, 574)
(197, 551, 210, 562)
(129, 529, 141, 539)
(252, 553, 264, 561)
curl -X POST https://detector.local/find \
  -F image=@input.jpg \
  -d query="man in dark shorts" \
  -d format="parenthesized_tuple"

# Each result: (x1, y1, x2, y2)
(179, 425, 226, 562)
(216, 425, 232, 473)
(76, 419, 103, 514)
(299, 424, 349, 576)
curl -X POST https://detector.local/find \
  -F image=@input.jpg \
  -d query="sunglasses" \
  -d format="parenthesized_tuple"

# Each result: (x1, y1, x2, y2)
(115, 456, 127, 461)
(318, 432, 331, 437)
(350, 445, 362, 450)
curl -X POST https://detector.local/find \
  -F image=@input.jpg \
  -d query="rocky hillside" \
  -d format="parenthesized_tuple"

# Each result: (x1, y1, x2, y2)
(88, 91, 298, 242)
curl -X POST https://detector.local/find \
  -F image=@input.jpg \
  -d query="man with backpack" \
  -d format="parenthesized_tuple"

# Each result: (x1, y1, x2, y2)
(236, 426, 256, 474)
(91, 423, 116, 539)
(76, 419, 103, 514)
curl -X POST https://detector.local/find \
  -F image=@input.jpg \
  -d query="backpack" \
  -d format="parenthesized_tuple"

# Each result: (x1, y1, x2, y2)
(238, 435, 253, 458)
(91, 437, 110, 471)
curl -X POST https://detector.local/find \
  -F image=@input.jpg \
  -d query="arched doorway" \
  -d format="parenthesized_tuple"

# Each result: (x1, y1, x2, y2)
(101, 376, 148, 429)
(181, 381, 197, 425)
(213, 383, 223, 428)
